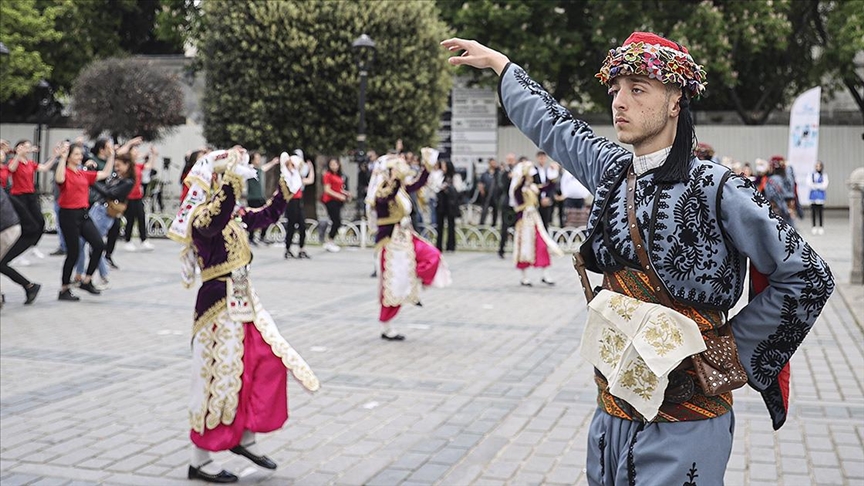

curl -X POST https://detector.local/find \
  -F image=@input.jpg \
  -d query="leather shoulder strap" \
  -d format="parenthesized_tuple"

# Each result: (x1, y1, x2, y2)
(625, 168, 674, 307)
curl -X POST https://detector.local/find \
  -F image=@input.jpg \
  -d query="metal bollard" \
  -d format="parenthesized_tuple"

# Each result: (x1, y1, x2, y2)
(848, 167, 864, 284)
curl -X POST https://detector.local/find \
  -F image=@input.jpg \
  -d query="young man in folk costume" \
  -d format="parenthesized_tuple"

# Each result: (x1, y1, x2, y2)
(442, 32, 833, 484)
(372, 148, 451, 341)
(168, 147, 319, 483)
(509, 159, 562, 287)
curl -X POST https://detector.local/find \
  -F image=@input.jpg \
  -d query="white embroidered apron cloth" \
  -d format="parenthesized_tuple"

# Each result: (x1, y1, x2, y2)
(579, 289, 706, 420)
(514, 207, 562, 265)
(190, 267, 320, 434)
(380, 224, 420, 307)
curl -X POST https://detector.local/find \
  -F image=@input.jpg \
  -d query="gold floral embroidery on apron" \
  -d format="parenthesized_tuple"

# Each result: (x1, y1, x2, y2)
(642, 314, 684, 357)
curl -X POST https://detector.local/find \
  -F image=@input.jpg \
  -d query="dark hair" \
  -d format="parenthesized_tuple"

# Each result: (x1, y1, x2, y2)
(536, 150, 546, 157)
(14, 139, 31, 149)
(114, 153, 136, 183)
(93, 137, 111, 156)
(655, 89, 695, 184)
(327, 158, 342, 176)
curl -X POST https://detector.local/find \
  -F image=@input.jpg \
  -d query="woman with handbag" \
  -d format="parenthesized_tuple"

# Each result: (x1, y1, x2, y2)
(73, 153, 136, 287)
(55, 143, 115, 301)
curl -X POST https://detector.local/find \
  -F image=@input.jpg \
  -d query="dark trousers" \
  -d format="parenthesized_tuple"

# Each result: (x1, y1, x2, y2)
(284, 199, 306, 249)
(811, 203, 824, 227)
(123, 198, 147, 242)
(539, 205, 553, 230)
(105, 218, 121, 256)
(498, 202, 515, 254)
(479, 194, 498, 226)
(0, 233, 38, 288)
(325, 200, 342, 239)
(59, 208, 104, 285)
(10, 193, 44, 245)
(247, 198, 266, 240)
(435, 206, 456, 251)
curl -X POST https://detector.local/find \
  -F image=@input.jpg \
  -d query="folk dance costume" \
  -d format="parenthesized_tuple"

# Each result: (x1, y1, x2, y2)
(168, 149, 319, 483)
(509, 161, 562, 286)
(373, 149, 451, 340)
(498, 32, 834, 484)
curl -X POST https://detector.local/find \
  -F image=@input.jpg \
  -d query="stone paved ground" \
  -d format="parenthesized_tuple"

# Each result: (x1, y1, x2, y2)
(1, 212, 861, 485)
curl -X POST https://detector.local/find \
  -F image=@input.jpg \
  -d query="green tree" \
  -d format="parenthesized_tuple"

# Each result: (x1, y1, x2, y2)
(438, 0, 862, 125)
(71, 57, 184, 141)
(199, 0, 452, 156)
(0, 0, 61, 102)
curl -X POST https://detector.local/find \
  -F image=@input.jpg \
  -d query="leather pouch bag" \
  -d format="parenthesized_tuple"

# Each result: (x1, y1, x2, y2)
(107, 199, 127, 218)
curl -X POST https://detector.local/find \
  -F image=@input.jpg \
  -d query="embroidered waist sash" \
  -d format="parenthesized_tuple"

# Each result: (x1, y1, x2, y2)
(595, 268, 733, 422)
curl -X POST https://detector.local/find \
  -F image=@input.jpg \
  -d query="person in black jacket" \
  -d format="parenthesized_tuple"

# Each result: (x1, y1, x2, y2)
(73, 153, 136, 287)
(434, 159, 461, 252)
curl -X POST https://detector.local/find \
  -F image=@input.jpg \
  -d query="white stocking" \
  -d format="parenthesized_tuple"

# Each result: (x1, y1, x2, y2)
(241, 430, 262, 455)
(191, 446, 222, 474)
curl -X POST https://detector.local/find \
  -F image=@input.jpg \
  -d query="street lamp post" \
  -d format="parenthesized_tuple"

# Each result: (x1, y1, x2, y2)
(352, 34, 376, 249)
(352, 34, 376, 163)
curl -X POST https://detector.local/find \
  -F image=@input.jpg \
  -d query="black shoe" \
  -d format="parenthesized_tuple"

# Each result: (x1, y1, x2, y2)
(541, 278, 556, 286)
(414, 301, 423, 307)
(50, 248, 66, 256)
(498, 251, 505, 259)
(284, 250, 295, 259)
(297, 250, 310, 259)
(381, 333, 406, 341)
(250, 239, 259, 247)
(188, 462, 239, 483)
(229, 443, 277, 469)
(24, 283, 41, 305)
(520, 280, 533, 287)
(370, 270, 377, 278)
(58, 289, 80, 301)
(106, 255, 119, 270)
(79, 281, 102, 295)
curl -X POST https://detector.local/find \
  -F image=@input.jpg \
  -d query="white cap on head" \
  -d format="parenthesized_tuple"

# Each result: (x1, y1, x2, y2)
(280, 152, 290, 165)
(294, 149, 304, 161)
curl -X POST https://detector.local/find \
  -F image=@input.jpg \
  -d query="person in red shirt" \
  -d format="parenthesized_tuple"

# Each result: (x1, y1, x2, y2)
(55, 143, 115, 301)
(0, 139, 10, 190)
(122, 143, 154, 252)
(320, 158, 352, 252)
(7, 140, 53, 247)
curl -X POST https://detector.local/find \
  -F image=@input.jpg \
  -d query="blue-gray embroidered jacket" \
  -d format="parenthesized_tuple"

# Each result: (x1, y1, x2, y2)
(499, 63, 834, 428)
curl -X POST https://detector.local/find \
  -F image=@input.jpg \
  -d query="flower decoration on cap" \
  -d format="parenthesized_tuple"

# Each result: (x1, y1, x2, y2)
(596, 31, 707, 98)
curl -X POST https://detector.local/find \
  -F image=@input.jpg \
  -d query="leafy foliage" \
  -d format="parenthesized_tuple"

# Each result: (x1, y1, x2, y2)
(199, 0, 452, 156)
(438, 0, 863, 124)
(0, 0, 61, 102)
(71, 57, 184, 141)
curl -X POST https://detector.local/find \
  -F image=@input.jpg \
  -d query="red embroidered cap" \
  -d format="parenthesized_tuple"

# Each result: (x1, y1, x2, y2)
(596, 31, 707, 98)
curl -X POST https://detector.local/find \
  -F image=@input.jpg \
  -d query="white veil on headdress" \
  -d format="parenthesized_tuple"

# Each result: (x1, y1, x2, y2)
(167, 149, 236, 287)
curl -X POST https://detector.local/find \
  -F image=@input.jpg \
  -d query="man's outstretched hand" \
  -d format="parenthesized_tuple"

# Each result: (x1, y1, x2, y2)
(440, 38, 510, 76)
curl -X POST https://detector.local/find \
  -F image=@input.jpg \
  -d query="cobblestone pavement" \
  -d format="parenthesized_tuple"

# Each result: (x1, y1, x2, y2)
(1, 212, 861, 485)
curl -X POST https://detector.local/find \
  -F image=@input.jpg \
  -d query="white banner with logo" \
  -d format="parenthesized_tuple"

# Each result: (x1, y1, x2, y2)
(787, 87, 821, 203)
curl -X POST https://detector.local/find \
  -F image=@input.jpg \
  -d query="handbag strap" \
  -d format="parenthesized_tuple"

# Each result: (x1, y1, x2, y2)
(625, 167, 674, 308)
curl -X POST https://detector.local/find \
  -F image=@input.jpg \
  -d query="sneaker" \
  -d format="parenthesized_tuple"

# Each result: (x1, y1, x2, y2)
(124, 242, 137, 252)
(50, 248, 66, 256)
(30, 248, 45, 259)
(24, 283, 41, 305)
(818, 227, 824, 235)
(96, 278, 110, 290)
(106, 255, 119, 270)
(325, 242, 341, 253)
(297, 250, 311, 259)
(284, 249, 295, 259)
(812, 227, 818, 235)
(520, 279, 533, 287)
(58, 289, 80, 301)
(141, 240, 154, 251)
(79, 281, 102, 295)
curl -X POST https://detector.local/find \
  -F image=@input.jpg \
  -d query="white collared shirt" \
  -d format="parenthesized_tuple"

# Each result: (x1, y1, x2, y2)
(633, 146, 671, 176)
